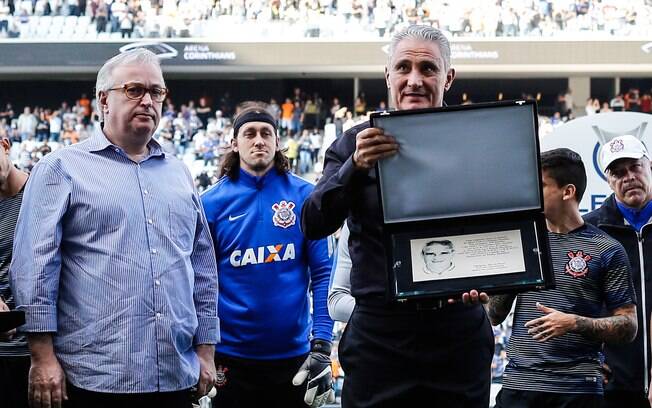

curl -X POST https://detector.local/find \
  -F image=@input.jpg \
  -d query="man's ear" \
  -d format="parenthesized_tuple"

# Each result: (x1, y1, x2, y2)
(231, 136, 238, 153)
(562, 184, 577, 201)
(0, 138, 10, 154)
(98, 91, 109, 115)
(445, 68, 456, 92)
(385, 66, 390, 89)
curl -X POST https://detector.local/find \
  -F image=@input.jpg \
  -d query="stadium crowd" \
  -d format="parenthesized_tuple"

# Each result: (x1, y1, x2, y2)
(1, 0, 651, 39)
(2, 85, 651, 185)
(0, 88, 379, 191)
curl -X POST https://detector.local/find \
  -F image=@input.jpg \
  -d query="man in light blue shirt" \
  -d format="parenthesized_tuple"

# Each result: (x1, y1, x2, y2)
(10, 49, 219, 408)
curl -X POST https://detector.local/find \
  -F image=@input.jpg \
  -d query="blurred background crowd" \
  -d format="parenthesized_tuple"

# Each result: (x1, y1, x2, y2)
(1, 0, 652, 40)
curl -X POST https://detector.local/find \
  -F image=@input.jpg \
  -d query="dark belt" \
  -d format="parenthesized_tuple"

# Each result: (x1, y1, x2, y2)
(357, 296, 448, 311)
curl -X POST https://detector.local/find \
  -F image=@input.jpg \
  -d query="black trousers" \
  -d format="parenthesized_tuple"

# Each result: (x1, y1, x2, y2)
(495, 388, 602, 408)
(64, 384, 193, 408)
(339, 301, 494, 407)
(0, 354, 30, 408)
(211, 352, 308, 408)
(602, 390, 650, 408)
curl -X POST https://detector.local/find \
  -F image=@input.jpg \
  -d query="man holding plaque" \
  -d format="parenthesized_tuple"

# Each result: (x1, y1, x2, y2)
(301, 25, 495, 406)
(584, 135, 652, 407)
(488, 148, 637, 407)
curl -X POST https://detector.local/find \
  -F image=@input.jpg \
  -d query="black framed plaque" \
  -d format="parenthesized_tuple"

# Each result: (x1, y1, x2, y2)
(369, 100, 554, 300)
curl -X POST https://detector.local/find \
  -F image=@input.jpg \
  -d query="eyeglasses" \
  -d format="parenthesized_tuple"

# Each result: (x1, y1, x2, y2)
(106, 83, 169, 103)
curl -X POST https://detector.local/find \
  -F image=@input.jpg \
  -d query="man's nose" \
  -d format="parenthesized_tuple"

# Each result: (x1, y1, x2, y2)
(407, 70, 423, 88)
(253, 134, 265, 145)
(140, 91, 153, 106)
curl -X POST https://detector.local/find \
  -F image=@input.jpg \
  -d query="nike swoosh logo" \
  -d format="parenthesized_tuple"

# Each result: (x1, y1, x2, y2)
(228, 213, 247, 221)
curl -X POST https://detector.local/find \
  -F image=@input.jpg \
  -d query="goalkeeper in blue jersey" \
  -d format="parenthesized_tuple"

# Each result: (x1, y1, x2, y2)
(202, 102, 335, 408)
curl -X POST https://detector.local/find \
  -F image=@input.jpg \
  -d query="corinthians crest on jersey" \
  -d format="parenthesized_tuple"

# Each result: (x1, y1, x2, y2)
(565, 250, 591, 278)
(272, 200, 296, 228)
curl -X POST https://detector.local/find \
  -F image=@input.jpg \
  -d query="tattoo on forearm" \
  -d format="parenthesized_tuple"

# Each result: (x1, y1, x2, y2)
(574, 305, 637, 344)
(486, 294, 516, 325)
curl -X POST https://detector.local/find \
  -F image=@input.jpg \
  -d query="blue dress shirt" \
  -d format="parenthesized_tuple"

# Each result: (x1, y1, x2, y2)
(10, 129, 219, 393)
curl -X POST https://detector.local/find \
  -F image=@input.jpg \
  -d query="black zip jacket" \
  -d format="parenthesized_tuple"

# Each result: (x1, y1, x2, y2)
(300, 122, 389, 298)
(584, 194, 652, 396)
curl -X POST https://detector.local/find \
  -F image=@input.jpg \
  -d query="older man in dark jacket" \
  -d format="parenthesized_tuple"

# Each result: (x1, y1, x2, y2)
(584, 134, 652, 408)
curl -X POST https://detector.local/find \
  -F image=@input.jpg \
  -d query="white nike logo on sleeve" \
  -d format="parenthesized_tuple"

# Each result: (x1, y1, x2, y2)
(228, 213, 247, 221)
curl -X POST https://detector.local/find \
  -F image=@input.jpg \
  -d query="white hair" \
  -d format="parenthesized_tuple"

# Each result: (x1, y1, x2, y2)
(95, 48, 162, 121)
(388, 25, 452, 70)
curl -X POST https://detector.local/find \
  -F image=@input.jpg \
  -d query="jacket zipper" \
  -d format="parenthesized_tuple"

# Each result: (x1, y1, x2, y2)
(639, 229, 649, 393)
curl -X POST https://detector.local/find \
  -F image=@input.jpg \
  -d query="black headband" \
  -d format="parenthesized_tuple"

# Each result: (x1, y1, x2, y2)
(233, 110, 277, 137)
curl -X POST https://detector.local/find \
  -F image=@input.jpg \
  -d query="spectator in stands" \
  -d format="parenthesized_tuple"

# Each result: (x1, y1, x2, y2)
(298, 129, 313, 175)
(354, 95, 366, 117)
(196, 96, 212, 129)
(641, 91, 651, 113)
(626, 88, 641, 112)
(610, 93, 625, 111)
(119, 10, 134, 37)
(303, 97, 318, 131)
(563, 88, 574, 117)
(10, 48, 218, 407)
(0, 103, 14, 122)
(281, 97, 294, 136)
(291, 100, 303, 136)
(585, 97, 600, 116)
(50, 110, 63, 142)
(268, 98, 281, 126)
(110, 0, 127, 32)
(78, 93, 92, 125)
(329, 97, 341, 121)
(213, 110, 227, 132)
(16, 107, 37, 141)
(35, 110, 49, 141)
(0, 0, 9, 36)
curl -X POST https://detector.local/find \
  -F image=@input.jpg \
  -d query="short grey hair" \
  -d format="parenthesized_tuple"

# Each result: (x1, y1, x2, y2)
(388, 25, 452, 70)
(95, 48, 162, 121)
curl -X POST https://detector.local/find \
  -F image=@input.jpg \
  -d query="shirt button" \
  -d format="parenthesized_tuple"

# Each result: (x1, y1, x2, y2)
(143, 190, 149, 195)
(155, 279, 161, 286)
(147, 219, 153, 225)
(151, 248, 157, 254)
(156, 312, 161, 318)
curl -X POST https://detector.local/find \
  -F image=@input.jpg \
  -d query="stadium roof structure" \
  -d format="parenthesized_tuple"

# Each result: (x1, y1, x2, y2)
(2, 39, 652, 79)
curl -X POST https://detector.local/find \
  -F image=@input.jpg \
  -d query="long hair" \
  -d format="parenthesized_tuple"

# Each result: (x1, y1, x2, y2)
(219, 101, 290, 180)
(219, 150, 290, 180)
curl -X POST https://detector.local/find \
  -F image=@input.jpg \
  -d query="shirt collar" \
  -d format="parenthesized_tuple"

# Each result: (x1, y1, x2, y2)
(86, 126, 165, 159)
(238, 167, 281, 188)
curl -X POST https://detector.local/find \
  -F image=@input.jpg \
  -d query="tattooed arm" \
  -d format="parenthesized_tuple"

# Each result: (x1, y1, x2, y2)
(574, 304, 637, 344)
(485, 294, 516, 326)
(525, 303, 637, 344)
